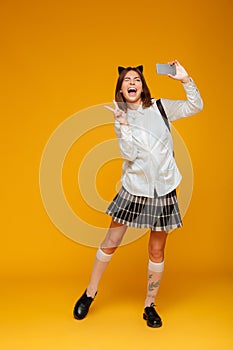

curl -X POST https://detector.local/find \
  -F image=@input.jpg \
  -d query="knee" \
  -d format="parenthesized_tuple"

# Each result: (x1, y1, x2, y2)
(148, 245, 164, 263)
(101, 235, 121, 254)
(101, 246, 117, 255)
(101, 222, 127, 253)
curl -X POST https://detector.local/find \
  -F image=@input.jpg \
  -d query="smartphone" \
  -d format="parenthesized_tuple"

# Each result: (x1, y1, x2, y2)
(156, 63, 176, 76)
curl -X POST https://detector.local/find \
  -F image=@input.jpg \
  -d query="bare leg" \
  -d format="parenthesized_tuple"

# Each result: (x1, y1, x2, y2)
(87, 219, 127, 297)
(144, 230, 168, 307)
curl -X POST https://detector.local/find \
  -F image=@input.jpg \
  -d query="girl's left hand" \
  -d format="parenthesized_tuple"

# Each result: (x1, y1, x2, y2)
(167, 60, 190, 83)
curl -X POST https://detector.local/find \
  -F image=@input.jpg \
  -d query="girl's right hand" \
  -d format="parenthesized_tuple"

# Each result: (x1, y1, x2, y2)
(104, 101, 128, 125)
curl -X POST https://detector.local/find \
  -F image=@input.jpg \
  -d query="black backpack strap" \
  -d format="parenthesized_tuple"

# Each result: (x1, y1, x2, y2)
(156, 99, 174, 157)
(156, 99, 170, 132)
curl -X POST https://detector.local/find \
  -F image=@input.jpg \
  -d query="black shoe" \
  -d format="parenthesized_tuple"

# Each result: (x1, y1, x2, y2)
(143, 303, 162, 328)
(73, 289, 97, 320)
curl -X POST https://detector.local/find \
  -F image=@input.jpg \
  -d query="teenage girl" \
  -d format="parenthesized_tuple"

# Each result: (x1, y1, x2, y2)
(73, 60, 203, 328)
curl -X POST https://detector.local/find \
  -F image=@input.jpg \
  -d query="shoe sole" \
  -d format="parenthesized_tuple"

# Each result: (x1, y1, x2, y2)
(143, 313, 162, 328)
(73, 313, 86, 320)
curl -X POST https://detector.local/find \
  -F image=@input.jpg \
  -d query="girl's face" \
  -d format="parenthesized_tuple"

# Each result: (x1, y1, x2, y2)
(120, 70, 143, 107)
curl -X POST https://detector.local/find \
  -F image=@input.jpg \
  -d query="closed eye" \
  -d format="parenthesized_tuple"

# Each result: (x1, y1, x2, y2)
(124, 77, 141, 82)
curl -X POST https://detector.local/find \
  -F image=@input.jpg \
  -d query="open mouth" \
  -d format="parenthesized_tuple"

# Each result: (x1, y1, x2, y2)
(127, 88, 137, 96)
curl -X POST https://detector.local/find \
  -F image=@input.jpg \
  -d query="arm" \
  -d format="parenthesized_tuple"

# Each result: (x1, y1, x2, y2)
(161, 60, 204, 121)
(114, 121, 138, 161)
(105, 101, 138, 161)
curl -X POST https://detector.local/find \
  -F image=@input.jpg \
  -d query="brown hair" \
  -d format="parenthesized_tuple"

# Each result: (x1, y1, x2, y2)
(115, 66, 153, 112)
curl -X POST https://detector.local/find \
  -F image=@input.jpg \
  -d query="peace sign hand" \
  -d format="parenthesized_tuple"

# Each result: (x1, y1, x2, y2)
(104, 101, 129, 125)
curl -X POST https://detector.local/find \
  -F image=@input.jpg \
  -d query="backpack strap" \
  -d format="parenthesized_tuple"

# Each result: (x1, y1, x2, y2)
(156, 99, 175, 157)
(156, 99, 170, 132)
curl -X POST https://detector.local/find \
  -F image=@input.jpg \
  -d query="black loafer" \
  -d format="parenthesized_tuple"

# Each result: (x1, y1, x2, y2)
(73, 289, 97, 320)
(143, 303, 162, 328)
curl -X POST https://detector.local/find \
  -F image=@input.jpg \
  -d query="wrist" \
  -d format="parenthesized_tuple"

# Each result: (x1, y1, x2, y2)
(181, 76, 191, 84)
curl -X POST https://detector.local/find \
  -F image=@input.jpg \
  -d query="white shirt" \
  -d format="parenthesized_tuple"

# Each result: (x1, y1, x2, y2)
(114, 80, 203, 197)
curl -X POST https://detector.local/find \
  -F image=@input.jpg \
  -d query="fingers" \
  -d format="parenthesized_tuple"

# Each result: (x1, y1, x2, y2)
(104, 100, 120, 113)
(167, 73, 175, 80)
(104, 105, 115, 112)
(104, 101, 128, 124)
(113, 100, 119, 110)
(167, 59, 180, 66)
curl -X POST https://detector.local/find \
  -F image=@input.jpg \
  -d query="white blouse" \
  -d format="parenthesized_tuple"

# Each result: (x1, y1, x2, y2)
(114, 80, 203, 197)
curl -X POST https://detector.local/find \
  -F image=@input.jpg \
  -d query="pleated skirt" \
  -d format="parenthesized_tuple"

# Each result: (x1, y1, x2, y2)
(106, 186, 182, 232)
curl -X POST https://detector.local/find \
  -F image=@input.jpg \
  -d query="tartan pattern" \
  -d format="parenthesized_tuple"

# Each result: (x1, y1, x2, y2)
(106, 187, 182, 232)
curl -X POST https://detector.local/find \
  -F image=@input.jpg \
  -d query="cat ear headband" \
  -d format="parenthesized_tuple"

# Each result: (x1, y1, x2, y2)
(118, 65, 143, 75)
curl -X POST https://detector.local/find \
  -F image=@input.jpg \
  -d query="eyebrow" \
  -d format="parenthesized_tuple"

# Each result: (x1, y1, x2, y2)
(124, 76, 141, 79)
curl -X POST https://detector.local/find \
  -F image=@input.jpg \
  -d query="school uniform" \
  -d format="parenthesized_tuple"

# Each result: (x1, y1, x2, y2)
(106, 79, 203, 232)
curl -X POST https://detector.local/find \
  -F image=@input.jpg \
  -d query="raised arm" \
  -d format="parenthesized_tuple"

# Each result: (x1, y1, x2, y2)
(161, 60, 203, 121)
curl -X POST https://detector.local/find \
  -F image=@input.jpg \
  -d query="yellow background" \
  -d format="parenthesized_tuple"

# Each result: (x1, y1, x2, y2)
(1, 0, 233, 349)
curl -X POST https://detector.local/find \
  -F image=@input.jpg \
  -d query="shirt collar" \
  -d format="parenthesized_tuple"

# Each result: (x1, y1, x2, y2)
(127, 103, 144, 115)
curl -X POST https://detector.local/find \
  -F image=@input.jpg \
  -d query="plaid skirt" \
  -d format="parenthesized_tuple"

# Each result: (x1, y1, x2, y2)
(106, 187, 182, 232)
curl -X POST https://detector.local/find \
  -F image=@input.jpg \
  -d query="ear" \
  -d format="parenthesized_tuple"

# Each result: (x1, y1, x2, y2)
(136, 65, 143, 73)
(118, 66, 125, 75)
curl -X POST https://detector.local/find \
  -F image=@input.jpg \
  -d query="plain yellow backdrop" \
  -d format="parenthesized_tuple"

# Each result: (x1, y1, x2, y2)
(1, 0, 232, 276)
(1, 1, 233, 348)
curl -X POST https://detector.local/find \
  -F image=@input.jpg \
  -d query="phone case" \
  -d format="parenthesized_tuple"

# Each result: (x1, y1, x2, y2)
(156, 64, 176, 76)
